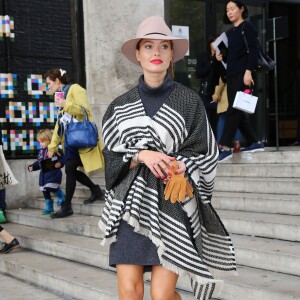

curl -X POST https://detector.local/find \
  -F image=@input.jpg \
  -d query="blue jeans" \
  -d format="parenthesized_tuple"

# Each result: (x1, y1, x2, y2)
(217, 113, 243, 144)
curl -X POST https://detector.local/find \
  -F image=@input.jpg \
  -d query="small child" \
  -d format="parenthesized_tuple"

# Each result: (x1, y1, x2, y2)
(28, 129, 65, 215)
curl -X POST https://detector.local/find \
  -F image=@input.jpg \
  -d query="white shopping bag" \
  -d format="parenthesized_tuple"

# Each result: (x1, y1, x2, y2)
(0, 145, 18, 189)
(233, 91, 258, 114)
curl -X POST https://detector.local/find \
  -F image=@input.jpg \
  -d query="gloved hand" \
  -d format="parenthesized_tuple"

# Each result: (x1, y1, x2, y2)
(161, 160, 193, 204)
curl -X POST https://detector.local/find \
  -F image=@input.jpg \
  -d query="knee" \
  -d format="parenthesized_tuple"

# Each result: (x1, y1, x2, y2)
(119, 282, 144, 300)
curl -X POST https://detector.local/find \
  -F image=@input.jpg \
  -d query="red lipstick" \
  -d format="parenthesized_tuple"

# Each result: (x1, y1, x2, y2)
(150, 59, 163, 64)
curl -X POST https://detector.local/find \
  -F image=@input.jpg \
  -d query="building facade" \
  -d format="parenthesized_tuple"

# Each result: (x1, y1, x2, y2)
(0, 0, 299, 160)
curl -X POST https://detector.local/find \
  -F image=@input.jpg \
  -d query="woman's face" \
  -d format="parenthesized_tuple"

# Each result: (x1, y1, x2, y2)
(46, 77, 61, 93)
(210, 42, 216, 55)
(135, 39, 173, 75)
(226, 2, 244, 24)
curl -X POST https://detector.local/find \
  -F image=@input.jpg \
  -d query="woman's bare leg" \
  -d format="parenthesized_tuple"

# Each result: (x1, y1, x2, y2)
(116, 264, 144, 300)
(150, 265, 181, 300)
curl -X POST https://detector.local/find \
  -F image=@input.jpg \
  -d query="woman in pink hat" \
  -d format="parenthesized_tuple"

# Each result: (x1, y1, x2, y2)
(99, 16, 236, 300)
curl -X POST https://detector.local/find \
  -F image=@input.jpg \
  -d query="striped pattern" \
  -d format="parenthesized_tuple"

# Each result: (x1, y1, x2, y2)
(99, 83, 236, 299)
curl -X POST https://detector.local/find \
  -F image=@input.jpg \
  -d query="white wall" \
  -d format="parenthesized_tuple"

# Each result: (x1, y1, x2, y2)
(83, 0, 164, 130)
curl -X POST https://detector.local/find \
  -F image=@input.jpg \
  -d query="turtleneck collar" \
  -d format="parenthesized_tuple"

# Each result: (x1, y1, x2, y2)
(138, 74, 174, 96)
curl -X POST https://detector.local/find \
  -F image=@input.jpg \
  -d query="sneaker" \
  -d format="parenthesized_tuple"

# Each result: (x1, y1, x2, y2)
(241, 142, 265, 153)
(218, 148, 233, 162)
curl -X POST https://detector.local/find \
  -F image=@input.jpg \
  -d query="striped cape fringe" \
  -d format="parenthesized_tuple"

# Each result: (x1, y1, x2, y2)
(99, 83, 237, 300)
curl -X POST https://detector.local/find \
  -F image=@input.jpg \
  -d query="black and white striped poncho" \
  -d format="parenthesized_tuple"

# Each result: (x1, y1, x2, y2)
(99, 82, 237, 300)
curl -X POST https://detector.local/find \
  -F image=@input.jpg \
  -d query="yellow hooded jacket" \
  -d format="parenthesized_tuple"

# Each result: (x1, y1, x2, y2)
(48, 84, 104, 173)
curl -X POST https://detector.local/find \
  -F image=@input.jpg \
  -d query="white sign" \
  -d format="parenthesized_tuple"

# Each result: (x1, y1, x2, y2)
(212, 32, 228, 69)
(172, 25, 189, 56)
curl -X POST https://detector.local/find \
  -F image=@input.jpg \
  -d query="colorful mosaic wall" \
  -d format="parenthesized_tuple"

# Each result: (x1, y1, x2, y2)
(0, 73, 58, 154)
(0, 1, 74, 158)
(0, 15, 15, 40)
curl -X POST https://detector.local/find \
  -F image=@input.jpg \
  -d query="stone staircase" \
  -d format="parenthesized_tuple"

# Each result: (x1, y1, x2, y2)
(0, 148, 300, 299)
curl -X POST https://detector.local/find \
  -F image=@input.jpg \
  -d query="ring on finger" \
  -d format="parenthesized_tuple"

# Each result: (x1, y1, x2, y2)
(157, 159, 162, 164)
(152, 163, 157, 167)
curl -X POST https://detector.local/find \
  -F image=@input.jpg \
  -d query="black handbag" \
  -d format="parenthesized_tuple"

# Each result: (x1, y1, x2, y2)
(241, 25, 276, 73)
(256, 43, 276, 72)
(199, 81, 209, 96)
(65, 106, 98, 149)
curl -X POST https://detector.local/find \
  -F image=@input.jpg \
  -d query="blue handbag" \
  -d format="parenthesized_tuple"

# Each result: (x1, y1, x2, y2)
(65, 106, 98, 149)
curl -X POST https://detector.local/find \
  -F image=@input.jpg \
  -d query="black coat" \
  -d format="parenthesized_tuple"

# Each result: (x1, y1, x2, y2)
(196, 52, 226, 107)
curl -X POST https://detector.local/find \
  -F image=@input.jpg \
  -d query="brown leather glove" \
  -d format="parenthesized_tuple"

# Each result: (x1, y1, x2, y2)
(162, 161, 193, 204)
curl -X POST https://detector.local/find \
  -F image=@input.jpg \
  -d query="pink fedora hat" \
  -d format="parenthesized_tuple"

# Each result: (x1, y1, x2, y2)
(121, 16, 189, 65)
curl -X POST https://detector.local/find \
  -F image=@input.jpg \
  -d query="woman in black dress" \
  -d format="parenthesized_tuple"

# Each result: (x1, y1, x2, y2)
(218, 0, 264, 162)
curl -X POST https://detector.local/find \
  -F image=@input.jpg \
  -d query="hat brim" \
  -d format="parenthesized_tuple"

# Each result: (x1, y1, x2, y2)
(121, 35, 189, 66)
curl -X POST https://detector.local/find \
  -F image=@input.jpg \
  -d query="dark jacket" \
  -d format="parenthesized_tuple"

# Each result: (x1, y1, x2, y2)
(196, 52, 226, 107)
(226, 20, 259, 77)
(29, 148, 64, 189)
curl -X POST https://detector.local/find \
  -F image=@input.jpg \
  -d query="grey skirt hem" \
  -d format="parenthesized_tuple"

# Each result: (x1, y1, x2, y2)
(109, 220, 161, 271)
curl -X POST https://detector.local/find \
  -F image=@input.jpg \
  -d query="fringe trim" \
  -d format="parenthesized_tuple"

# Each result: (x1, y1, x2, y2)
(98, 215, 234, 299)
(98, 219, 117, 246)
(208, 266, 239, 278)
(120, 214, 225, 299)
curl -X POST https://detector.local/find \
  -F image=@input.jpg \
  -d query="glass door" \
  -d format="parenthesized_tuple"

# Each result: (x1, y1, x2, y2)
(165, 0, 206, 93)
(165, 0, 270, 143)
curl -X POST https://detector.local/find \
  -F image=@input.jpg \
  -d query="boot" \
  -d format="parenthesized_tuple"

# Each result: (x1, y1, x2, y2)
(55, 187, 65, 206)
(50, 202, 73, 219)
(41, 199, 54, 215)
(0, 209, 7, 224)
(83, 185, 104, 205)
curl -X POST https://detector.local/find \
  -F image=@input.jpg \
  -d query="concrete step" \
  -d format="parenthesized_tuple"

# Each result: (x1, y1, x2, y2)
(0, 244, 298, 300)
(213, 191, 300, 215)
(4, 223, 111, 272)
(4, 219, 300, 278)
(5, 208, 103, 239)
(0, 272, 66, 300)
(231, 233, 300, 276)
(0, 250, 195, 300)
(0, 250, 119, 300)
(63, 184, 106, 199)
(221, 265, 300, 300)
(217, 163, 300, 178)
(217, 210, 300, 241)
(220, 148, 300, 164)
(27, 197, 105, 217)
(215, 177, 300, 195)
